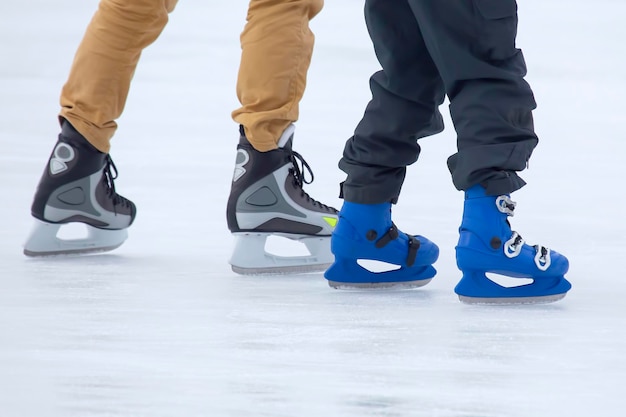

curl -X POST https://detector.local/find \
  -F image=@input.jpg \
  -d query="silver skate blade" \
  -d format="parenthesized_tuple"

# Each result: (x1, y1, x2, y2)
(23, 219, 128, 257)
(229, 232, 332, 276)
(327, 278, 432, 290)
(458, 292, 567, 305)
(232, 263, 331, 276)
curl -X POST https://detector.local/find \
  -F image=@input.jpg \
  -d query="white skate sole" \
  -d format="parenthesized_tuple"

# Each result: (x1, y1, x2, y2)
(229, 232, 332, 275)
(23, 219, 128, 257)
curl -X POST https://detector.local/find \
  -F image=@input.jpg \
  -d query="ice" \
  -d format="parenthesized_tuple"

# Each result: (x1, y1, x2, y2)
(1, 1, 625, 416)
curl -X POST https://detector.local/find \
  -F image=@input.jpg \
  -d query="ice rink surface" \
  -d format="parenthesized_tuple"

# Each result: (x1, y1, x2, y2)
(1, 1, 625, 416)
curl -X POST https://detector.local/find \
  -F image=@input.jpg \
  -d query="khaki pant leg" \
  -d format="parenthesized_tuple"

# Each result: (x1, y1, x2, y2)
(232, 0, 324, 151)
(59, 0, 178, 153)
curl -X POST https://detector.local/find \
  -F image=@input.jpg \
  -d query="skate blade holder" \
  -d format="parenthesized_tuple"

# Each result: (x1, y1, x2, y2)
(325, 258, 436, 289)
(454, 271, 572, 305)
(229, 232, 333, 275)
(23, 219, 128, 257)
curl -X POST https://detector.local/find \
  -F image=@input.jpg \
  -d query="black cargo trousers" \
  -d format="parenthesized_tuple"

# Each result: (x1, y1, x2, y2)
(339, 0, 538, 203)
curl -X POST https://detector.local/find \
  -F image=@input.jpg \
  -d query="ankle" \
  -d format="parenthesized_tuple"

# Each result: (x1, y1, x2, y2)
(340, 201, 392, 231)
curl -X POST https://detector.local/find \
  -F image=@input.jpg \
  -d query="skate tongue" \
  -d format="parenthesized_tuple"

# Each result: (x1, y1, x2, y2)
(277, 124, 296, 148)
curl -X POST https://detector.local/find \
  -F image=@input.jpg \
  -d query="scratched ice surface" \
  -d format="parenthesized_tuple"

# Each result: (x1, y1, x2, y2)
(1, 1, 624, 416)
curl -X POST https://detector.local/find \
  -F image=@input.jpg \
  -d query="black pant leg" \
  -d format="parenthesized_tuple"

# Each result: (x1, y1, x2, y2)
(408, 0, 538, 195)
(339, 0, 445, 204)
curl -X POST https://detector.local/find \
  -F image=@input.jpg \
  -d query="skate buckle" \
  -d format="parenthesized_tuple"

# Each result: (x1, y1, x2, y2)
(496, 195, 516, 216)
(503, 232, 524, 258)
(533, 245, 552, 271)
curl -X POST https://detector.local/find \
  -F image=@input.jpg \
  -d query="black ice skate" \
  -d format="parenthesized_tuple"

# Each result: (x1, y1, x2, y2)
(227, 124, 338, 274)
(23, 121, 136, 256)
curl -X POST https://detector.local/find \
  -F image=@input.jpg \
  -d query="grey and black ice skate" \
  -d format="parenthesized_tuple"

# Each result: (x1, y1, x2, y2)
(24, 121, 136, 256)
(227, 124, 338, 275)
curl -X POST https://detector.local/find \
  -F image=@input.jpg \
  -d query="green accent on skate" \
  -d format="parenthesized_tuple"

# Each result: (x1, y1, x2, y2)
(323, 216, 338, 228)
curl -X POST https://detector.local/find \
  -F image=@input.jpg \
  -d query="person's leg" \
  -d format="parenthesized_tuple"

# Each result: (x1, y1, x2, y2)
(325, 0, 442, 288)
(232, 0, 322, 151)
(227, 0, 338, 275)
(339, 0, 445, 205)
(60, 0, 178, 153)
(25, 0, 177, 256)
(407, 0, 570, 302)
(407, 0, 535, 195)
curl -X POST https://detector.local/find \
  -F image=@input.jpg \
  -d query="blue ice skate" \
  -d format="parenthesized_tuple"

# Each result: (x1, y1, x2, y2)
(324, 202, 439, 289)
(455, 185, 571, 304)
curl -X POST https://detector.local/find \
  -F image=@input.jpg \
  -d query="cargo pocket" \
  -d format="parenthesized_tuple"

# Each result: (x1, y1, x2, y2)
(472, 0, 519, 61)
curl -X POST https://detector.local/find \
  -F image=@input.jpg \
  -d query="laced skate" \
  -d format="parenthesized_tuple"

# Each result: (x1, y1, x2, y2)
(324, 201, 439, 289)
(24, 122, 136, 256)
(227, 124, 338, 274)
(454, 185, 571, 304)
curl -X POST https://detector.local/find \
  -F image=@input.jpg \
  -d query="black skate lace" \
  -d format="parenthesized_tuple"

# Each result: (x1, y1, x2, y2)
(287, 150, 337, 213)
(103, 156, 133, 212)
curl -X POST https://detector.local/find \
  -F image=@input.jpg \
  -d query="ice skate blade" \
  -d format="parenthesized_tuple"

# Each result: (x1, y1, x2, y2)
(327, 278, 432, 290)
(23, 219, 128, 257)
(229, 232, 332, 276)
(324, 258, 436, 290)
(454, 270, 571, 305)
(458, 292, 567, 305)
(232, 263, 330, 276)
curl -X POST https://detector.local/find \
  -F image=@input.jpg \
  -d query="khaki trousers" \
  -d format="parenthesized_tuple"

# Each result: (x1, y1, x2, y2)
(60, 0, 323, 153)
(232, 0, 323, 151)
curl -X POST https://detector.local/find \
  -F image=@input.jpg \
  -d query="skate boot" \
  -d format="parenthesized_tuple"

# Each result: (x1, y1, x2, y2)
(454, 185, 571, 304)
(324, 201, 439, 289)
(227, 124, 338, 275)
(24, 121, 136, 256)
